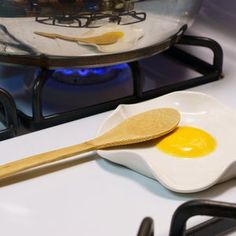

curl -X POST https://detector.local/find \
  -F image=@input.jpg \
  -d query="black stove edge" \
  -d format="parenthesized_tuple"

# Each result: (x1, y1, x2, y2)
(137, 199, 236, 236)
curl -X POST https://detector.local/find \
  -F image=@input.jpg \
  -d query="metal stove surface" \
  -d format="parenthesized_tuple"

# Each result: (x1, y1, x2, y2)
(0, 0, 236, 235)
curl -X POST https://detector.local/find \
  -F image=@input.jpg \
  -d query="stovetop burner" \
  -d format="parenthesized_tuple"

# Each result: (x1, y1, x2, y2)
(52, 64, 129, 85)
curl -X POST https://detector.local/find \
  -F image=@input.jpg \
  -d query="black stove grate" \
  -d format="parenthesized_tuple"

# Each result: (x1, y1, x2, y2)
(0, 88, 18, 141)
(32, 0, 146, 28)
(14, 34, 223, 131)
(35, 10, 146, 28)
(137, 199, 236, 236)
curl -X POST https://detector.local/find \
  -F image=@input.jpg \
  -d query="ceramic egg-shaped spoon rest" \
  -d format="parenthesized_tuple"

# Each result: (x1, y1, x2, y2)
(97, 91, 236, 193)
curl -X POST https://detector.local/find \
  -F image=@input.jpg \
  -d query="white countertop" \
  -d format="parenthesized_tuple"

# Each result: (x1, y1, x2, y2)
(1, 0, 236, 235)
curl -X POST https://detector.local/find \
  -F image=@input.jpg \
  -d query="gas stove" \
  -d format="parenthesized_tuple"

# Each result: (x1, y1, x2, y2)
(0, 33, 222, 134)
(0, 0, 236, 235)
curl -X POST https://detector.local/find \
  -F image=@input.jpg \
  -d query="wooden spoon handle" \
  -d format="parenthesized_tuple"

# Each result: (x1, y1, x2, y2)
(0, 140, 97, 180)
(34, 32, 80, 42)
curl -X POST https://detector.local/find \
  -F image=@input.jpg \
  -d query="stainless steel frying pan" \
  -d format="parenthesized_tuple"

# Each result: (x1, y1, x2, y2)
(0, 0, 203, 67)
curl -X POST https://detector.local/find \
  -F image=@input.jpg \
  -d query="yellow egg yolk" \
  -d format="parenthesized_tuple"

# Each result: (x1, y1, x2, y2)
(156, 126, 216, 158)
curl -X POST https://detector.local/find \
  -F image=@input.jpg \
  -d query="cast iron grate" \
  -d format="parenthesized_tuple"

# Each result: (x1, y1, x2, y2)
(31, 0, 146, 28)
(35, 10, 146, 28)
(16, 34, 223, 131)
(0, 88, 18, 140)
(137, 199, 236, 236)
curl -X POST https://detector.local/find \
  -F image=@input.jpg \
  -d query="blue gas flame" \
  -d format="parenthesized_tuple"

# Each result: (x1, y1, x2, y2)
(54, 64, 128, 78)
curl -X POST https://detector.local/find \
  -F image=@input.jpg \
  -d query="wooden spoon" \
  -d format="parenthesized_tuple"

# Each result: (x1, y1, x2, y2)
(34, 31, 124, 45)
(0, 108, 180, 180)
